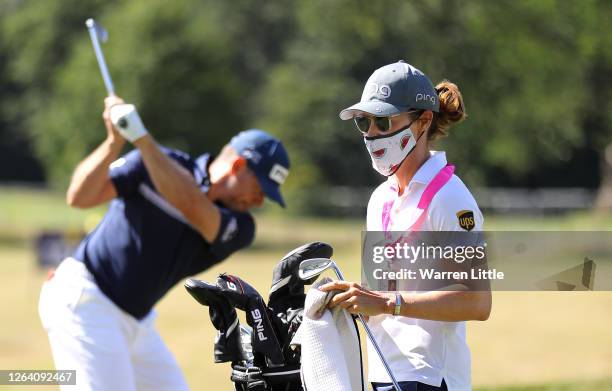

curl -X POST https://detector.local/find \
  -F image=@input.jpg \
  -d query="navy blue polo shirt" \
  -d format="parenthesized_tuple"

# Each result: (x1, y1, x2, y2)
(73, 147, 255, 319)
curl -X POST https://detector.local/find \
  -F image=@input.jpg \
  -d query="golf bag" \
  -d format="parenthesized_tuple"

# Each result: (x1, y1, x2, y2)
(185, 242, 334, 391)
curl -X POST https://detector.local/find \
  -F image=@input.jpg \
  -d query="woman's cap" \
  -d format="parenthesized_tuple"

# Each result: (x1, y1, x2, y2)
(339, 60, 439, 120)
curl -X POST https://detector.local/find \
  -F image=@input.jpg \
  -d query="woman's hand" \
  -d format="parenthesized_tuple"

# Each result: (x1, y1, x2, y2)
(102, 95, 126, 145)
(319, 280, 394, 316)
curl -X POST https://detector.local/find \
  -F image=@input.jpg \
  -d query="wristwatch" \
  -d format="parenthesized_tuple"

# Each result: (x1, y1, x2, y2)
(393, 293, 402, 316)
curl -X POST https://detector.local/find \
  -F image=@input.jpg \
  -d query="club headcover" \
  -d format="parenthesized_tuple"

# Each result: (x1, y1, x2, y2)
(184, 278, 244, 363)
(268, 242, 333, 314)
(217, 274, 285, 366)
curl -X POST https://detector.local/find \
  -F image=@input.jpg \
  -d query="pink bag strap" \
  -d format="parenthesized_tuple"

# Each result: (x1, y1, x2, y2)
(382, 164, 455, 232)
(409, 164, 454, 231)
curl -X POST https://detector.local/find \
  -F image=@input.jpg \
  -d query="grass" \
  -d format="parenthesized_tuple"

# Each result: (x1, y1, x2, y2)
(1, 186, 612, 390)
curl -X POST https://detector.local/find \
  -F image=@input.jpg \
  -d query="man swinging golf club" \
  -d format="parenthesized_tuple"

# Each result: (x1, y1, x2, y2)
(38, 95, 290, 391)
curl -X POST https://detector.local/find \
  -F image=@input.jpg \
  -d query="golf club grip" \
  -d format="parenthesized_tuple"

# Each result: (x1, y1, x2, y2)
(86, 23, 114, 95)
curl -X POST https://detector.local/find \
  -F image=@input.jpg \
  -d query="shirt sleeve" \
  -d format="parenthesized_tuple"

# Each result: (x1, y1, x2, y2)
(209, 207, 255, 259)
(109, 149, 147, 197)
(109, 147, 205, 198)
(427, 177, 484, 232)
(426, 177, 488, 291)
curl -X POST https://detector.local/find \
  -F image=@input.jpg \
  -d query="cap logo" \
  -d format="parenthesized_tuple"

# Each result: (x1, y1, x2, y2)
(269, 164, 289, 185)
(416, 93, 436, 105)
(365, 82, 391, 99)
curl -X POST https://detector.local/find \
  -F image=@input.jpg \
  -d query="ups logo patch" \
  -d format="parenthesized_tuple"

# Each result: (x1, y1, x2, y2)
(457, 210, 475, 231)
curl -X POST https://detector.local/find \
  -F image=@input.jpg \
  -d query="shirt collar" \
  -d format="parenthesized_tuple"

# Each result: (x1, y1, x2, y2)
(411, 150, 447, 185)
(386, 150, 447, 193)
(194, 153, 212, 190)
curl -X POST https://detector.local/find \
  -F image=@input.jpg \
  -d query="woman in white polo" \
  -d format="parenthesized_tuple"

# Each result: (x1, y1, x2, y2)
(321, 61, 492, 391)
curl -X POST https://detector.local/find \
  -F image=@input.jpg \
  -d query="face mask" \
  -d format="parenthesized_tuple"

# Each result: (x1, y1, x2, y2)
(364, 124, 421, 176)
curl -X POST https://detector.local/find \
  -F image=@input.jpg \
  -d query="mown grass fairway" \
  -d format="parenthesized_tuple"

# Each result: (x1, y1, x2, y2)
(1, 187, 611, 390)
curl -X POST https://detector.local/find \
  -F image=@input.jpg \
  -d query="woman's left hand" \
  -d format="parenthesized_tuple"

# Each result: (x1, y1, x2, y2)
(319, 280, 394, 316)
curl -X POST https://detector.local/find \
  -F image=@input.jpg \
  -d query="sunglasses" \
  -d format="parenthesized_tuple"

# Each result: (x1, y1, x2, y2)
(353, 116, 393, 134)
(353, 111, 422, 134)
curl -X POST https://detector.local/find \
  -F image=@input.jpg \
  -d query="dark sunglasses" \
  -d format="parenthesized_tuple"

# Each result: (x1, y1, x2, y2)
(353, 116, 393, 134)
(353, 111, 422, 134)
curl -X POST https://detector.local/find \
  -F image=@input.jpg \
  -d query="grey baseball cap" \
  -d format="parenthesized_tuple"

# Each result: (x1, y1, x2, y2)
(339, 60, 439, 120)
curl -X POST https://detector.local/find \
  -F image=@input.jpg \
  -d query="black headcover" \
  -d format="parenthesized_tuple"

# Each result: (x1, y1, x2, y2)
(268, 242, 333, 314)
(184, 278, 244, 363)
(216, 273, 285, 366)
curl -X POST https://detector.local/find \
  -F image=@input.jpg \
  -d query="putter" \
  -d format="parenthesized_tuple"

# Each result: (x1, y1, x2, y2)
(299, 258, 402, 391)
(85, 18, 115, 95)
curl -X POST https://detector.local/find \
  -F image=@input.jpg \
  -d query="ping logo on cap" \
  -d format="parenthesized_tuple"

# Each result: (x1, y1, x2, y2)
(365, 82, 392, 99)
(416, 93, 436, 105)
(269, 164, 288, 185)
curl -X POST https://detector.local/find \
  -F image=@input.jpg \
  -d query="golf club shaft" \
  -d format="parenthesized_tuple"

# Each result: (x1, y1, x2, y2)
(357, 315, 401, 390)
(86, 21, 114, 95)
(331, 265, 402, 391)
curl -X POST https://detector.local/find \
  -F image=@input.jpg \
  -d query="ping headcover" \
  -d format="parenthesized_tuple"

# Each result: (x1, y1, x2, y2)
(268, 242, 334, 314)
(184, 278, 245, 363)
(216, 274, 285, 366)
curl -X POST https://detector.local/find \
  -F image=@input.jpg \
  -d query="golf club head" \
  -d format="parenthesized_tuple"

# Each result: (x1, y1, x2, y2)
(268, 242, 333, 314)
(298, 258, 336, 281)
(184, 278, 245, 363)
(216, 274, 285, 366)
(85, 18, 108, 42)
(215, 273, 260, 311)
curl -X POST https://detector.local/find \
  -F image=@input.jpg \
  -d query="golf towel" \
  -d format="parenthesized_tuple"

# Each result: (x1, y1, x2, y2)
(290, 277, 366, 391)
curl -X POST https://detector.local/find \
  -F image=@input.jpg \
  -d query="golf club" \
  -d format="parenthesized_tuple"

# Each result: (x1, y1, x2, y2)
(269, 241, 333, 314)
(216, 274, 285, 366)
(85, 18, 115, 95)
(299, 257, 402, 391)
(184, 278, 251, 363)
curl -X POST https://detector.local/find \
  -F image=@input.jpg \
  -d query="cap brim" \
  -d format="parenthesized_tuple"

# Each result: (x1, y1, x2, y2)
(259, 178, 286, 208)
(339, 100, 406, 120)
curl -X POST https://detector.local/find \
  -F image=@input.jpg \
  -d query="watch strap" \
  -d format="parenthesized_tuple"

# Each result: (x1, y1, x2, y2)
(394, 293, 402, 316)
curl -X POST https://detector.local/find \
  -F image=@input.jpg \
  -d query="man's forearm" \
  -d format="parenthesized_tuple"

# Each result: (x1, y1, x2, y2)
(397, 289, 492, 321)
(66, 137, 124, 207)
(133, 135, 220, 242)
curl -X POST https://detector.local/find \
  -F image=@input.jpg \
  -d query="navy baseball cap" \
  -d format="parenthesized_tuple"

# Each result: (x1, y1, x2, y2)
(230, 129, 290, 207)
(340, 60, 439, 120)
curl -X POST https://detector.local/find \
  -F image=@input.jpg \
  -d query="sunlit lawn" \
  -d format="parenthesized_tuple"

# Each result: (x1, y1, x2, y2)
(1, 186, 611, 390)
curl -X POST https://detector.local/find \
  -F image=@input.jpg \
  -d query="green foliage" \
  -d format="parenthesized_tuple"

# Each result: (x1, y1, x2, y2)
(1, 0, 611, 208)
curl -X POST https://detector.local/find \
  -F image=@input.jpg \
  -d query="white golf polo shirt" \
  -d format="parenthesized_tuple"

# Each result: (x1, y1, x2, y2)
(366, 151, 483, 391)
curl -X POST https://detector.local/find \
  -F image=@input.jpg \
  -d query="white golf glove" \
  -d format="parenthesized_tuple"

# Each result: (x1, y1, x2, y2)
(109, 104, 148, 142)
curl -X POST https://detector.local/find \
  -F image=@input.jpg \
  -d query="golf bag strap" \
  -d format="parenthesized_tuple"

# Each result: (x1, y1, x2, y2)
(382, 164, 455, 232)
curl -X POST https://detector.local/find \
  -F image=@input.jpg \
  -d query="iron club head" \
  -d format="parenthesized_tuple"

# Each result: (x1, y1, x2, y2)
(298, 258, 344, 281)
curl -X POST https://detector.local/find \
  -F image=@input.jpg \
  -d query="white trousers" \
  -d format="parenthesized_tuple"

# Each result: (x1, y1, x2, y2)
(38, 258, 189, 391)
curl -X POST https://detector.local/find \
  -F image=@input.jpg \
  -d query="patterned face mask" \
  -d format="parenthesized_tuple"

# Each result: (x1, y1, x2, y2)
(363, 118, 423, 177)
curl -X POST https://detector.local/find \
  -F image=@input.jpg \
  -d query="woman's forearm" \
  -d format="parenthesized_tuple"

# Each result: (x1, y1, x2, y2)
(66, 137, 124, 208)
(397, 289, 492, 321)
